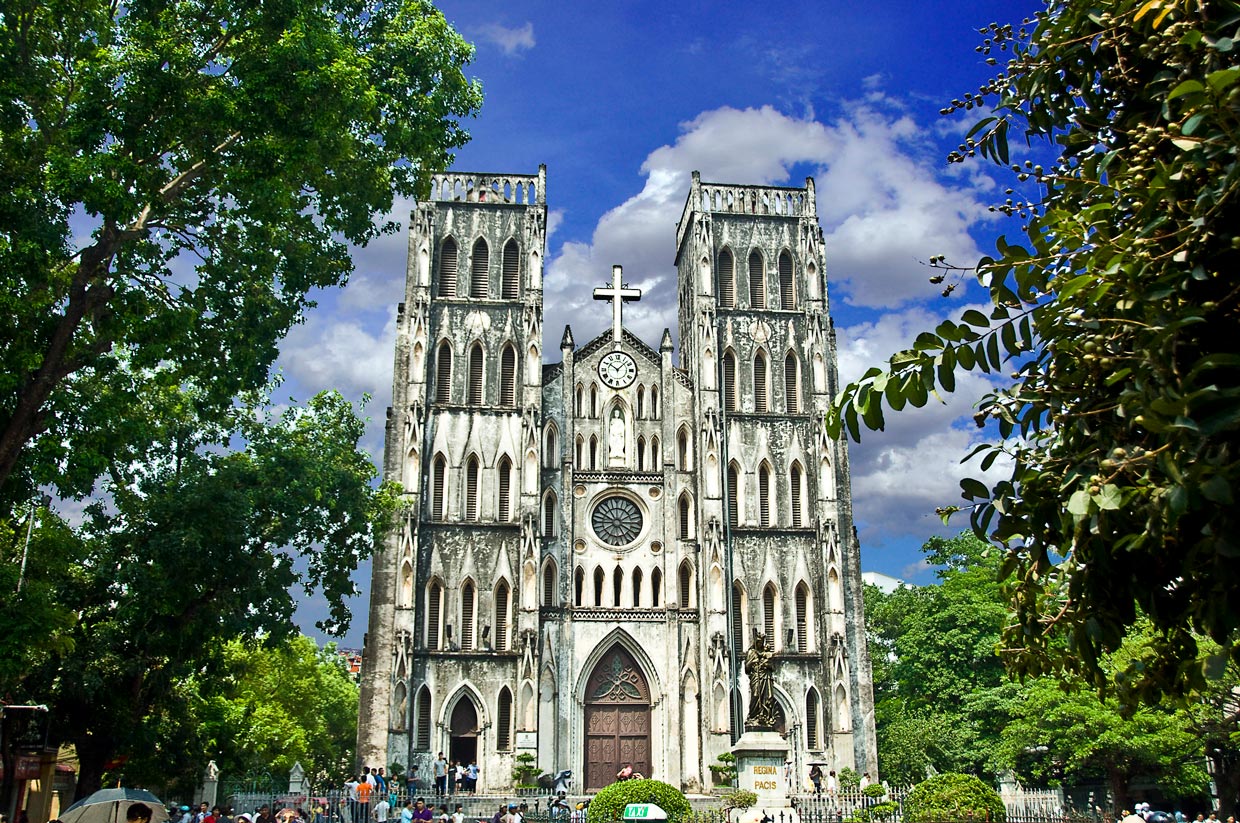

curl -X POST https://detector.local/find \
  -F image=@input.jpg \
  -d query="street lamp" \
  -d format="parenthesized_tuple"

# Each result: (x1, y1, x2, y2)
(16, 494, 52, 593)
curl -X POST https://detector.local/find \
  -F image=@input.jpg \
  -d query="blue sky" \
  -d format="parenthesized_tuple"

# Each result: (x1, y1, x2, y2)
(284, 0, 1045, 644)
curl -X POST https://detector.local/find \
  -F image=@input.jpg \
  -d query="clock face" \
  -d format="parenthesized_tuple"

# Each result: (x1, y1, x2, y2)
(598, 351, 638, 389)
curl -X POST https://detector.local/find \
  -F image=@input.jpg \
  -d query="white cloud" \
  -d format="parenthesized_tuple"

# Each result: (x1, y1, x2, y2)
(280, 315, 395, 403)
(477, 22, 535, 56)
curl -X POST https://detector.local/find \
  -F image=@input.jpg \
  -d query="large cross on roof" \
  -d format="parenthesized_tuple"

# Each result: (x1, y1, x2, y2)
(593, 264, 642, 343)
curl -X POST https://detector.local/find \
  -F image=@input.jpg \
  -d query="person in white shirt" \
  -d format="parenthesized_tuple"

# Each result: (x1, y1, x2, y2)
(374, 798, 390, 823)
(451, 806, 464, 823)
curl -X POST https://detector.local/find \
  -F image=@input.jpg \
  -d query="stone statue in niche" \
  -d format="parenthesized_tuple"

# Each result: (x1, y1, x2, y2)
(608, 406, 626, 465)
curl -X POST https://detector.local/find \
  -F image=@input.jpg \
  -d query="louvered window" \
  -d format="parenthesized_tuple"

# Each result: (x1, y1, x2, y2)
(651, 568, 662, 606)
(497, 688, 512, 750)
(427, 582, 443, 650)
(431, 455, 447, 520)
(763, 584, 777, 646)
(779, 250, 795, 310)
(679, 495, 692, 539)
(494, 581, 510, 651)
(723, 351, 737, 412)
(543, 491, 557, 536)
(679, 563, 692, 607)
(731, 583, 745, 657)
(435, 342, 452, 403)
(718, 249, 735, 308)
(497, 456, 511, 522)
(500, 345, 517, 406)
(759, 463, 772, 527)
(795, 583, 809, 653)
(749, 251, 765, 308)
(438, 239, 458, 297)
(791, 463, 804, 528)
(678, 429, 690, 470)
(461, 581, 476, 650)
(468, 344, 484, 405)
(785, 352, 800, 413)
(471, 238, 489, 298)
(806, 689, 821, 749)
(754, 351, 769, 413)
(544, 563, 557, 606)
(502, 239, 520, 299)
(465, 456, 480, 521)
(727, 462, 740, 527)
(416, 688, 432, 749)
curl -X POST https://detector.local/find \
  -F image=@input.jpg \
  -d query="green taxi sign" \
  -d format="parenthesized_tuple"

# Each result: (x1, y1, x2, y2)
(623, 805, 667, 821)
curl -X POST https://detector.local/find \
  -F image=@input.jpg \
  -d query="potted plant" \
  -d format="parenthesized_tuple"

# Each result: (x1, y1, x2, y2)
(709, 752, 737, 787)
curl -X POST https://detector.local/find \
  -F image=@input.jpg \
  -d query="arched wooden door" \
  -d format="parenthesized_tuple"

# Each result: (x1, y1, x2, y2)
(584, 645, 651, 790)
(448, 697, 478, 770)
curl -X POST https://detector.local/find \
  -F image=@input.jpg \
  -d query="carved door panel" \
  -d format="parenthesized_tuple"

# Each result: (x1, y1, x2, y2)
(584, 645, 651, 791)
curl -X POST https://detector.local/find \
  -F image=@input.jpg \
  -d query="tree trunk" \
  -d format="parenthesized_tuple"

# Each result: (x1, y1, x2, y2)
(1107, 765, 1131, 815)
(73, 732, 115, 801)
(1211, 749, 1239, 817)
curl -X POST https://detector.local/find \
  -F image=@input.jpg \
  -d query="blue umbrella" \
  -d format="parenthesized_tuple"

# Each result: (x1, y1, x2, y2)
(60, 788, 172, 823)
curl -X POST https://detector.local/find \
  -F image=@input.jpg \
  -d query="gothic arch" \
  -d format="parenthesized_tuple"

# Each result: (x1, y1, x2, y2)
(470, 237, 490, 298)
(677, 425, 692, 470)
(762, 581, 780, 650)
(575, 383, 584, 417)
(499, 344, 518, 406)
(543, 422, 559, 468)
(678, 560, 694, 608)
(778, 249, 796, 310)
(414, 685, 433, 750)
(678, 492, 694, 540)
(730, 580, 748, 658)
(542, 489, 558, 536)
(574, 629, 665, 705)
(753, 349, 770, 413)
(650, 566, 662, 606)
(443, 683, 486, 762)
(727, 460, 742, 527)
(784, 350, 801, 413)
(430, 453, 448, 520)
(434, 339, 453, 403)
(496, 686, 514, 750)
(794, 580, 812, 653)
(467, 342, 485, 405)
(835, 683, 851, 731)
(438, 236, 459, 298)
(497, 454, 513, 522)
(426, 576, 445, 650)
(631, 567, 644, 607)
(805, 686, 823, 750)
(758, 460, 774, 527)
(460, 577, 478, 650)
(464, 454, 481, 521)
(718, 247, 736, 308)
(501, 238, 520, 299)
(748, 249, 766, 309)
(494, 578, 512, 651)
(722, 349, 738, 412)
(542, 558, 558, 607)
(790, 460, 806, 528)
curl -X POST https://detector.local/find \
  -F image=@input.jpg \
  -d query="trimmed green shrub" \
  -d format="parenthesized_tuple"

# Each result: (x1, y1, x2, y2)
(862, 785, 887, 799)
(904, 773, 1006, 823)
(838, 768, 861, 790)
(722, 790, 757, 812)
(847, 801, 900, 823)
(586, 779, 690, 823)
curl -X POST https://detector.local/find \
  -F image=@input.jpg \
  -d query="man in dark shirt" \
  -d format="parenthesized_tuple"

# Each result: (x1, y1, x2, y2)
(412, 799, 434, 823)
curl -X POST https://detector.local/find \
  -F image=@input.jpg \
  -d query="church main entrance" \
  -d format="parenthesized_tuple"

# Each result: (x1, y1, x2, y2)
(448, 697, 479, 771)
(583, 645, 651, 791)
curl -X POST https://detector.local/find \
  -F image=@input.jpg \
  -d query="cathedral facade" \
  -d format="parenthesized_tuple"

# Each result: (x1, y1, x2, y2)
(356, 167, 877, 793)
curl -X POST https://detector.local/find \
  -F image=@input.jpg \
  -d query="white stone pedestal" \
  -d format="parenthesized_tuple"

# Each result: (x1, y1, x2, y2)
(731, 730, 800, 823)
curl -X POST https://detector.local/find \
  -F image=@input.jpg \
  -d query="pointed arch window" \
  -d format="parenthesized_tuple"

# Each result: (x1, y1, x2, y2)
(613, 565, 623, 607)
(593, 567, 605, 606)
(754, 350, 769, 413)
(471, 238, 489, 298)
(500, 345, 517, 406)
(723, 350, 737, 412)
(438, 238, 458, 297)
(651, 436, 660, 467)
(632, 568, 643, 607)
(544, 425, 558, 468)
(590, 384, 598, 417)
(749, 250, 765, 309)
(679, 493, 693, 540)
(575, 435, 585, 470)
(589, 436, 599, 470)
(763, 583, 778, 648)
(795, 581, 810, 653)
(575, 566, 585, 607)
(637, 436, 646, 471)
(678, 427, 691, 470)
(465, 456, 480, 521)
(431, 454, 448, 520)
(790, 461, 805, 528)
(497, 687, 513, 750)
(497, 456, 512, 522)
(727, 461, 740, 528)
(461, 580, 476, 650)
(679, 561, 693, 608)
(718, 248, 735, 308)
(650, 386, 659, 418)
(543, 561, 557, 606)
(468, 343, 484, 406)
(785, 351, 801, 413)
(435, 341, 452, 403)
(758, 461, 773, 527)
(502, 239, 520, 299)
(543, 490, 557, 536)
(731, 582, 746, 657)
(636, 386, 645, 419)
(651, 567, 662, 606)
(494, 580, 511, 651)
(415, 687, 432, 750)
(575, 384, 584, 417)
(426, 580, 444, 650)
(779, 250, 795, 310)
(806, 688, 821, 750)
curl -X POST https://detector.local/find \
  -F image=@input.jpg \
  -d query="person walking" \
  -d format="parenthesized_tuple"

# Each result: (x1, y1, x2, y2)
(433, 754, 448, 797)
(809, 765, 823, 796)
(466, 761, 478, 794)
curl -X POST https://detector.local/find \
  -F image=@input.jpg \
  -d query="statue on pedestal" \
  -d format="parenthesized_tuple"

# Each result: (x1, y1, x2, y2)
(744, 632, 777, 730)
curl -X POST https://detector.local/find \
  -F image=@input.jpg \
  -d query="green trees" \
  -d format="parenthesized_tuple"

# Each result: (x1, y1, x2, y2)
(585, 779, 690, 823)
(903, 774, 1006, 823)
(10, 392, 397, 797)
(829, 0, 1240, 701)
(0, 0, 481, 507)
